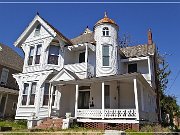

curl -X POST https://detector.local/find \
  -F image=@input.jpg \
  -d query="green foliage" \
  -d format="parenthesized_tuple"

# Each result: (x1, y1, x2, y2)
(157, 52, 180, 126)
(0, 120, 27, 131)
(140, 124, 170, 132)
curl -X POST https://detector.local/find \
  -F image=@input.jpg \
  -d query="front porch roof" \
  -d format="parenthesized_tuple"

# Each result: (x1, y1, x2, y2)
(51, 72, 156, 95)
(67, 43, 95, 52)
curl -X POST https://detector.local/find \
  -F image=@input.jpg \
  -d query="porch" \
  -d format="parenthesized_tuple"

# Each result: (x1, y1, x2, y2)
(49, 73, 157, 123)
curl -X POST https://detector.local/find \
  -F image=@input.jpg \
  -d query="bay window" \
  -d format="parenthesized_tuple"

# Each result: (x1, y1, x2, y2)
(102, 45, 110, 66)
(48, 45, 60, 65)
(21, 82, 37, 106)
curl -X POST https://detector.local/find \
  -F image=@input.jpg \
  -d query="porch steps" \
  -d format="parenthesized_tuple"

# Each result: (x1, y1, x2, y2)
(35, 117, 63, 129)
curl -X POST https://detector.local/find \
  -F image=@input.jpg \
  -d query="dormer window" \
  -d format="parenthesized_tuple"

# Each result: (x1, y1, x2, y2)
(28, 45, 42, 65)
(102, 27, 109, 36)
(48, 45, 60, 65)
(34, 24, 41, 36)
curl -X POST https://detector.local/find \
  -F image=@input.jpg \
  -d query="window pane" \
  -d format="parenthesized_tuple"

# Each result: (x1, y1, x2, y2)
(103, 46, 109, 56)
(29, 82, 36, 105)
(35, 55, 40, 64)
(29, 47, 34, 56)
(43, 83, 50, 105)
(0, 69, 9, 84)
(36, 45, 42, 55)
(103, 57, 109, 66)
(23, 83, 29, 94)
(22, 95, 27, 105)
(128, 64, 137, 73)
(48, 55, 59, 65)
(49, 46, 59, 55)
(79, 52, 85, 63)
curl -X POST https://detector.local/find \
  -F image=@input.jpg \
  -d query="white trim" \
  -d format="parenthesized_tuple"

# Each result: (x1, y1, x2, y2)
(102, 82, 105, 119)
(140, 84, 144, 111)
(75, 84, 79, 118)
(133, 78, 139, 121)
(121, 56, 148, 62)
(77, 119, 139, 124)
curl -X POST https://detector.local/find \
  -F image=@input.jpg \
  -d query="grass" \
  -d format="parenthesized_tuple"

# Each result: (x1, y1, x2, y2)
(0, 120, 27, 131)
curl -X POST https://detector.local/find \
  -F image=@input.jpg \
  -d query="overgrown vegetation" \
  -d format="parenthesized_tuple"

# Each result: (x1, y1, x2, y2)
(157, 52, 180, 129)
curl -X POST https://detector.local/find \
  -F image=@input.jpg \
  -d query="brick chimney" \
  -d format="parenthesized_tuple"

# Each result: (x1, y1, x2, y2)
(148, 28, 153, 45)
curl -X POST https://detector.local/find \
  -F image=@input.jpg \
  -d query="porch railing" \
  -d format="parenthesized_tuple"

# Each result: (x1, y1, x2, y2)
(77, 109, 136, 119)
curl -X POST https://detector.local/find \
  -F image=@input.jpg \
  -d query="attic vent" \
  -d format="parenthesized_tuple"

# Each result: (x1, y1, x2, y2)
(34, 24, 41, 36)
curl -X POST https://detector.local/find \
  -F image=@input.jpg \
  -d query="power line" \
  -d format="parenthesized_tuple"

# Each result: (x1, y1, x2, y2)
(168, 69, 180, 91)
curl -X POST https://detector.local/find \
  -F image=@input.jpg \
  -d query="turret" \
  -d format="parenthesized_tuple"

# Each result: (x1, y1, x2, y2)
(94, 12, 119, 77)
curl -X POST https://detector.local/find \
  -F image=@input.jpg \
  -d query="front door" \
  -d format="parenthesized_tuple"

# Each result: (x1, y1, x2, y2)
(78, 91, 90, 109)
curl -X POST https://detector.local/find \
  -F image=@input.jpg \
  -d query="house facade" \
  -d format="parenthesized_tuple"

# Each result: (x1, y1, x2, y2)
(0, 43, 23, 118)
(13, 13, 159, 130)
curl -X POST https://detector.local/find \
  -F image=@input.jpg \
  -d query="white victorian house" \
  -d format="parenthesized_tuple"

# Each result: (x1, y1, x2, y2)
(13, 13, 159, 130)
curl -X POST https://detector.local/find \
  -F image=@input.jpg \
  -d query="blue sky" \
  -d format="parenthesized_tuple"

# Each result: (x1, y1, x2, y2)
(0, 3, 180, 104)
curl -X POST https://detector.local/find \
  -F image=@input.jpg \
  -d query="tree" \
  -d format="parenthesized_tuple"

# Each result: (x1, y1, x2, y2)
(157, 52, 179, 127)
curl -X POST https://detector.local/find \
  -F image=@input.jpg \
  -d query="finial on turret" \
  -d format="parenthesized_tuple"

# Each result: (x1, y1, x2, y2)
(104, 11, 107, 18)
(36, 12, 39, 16)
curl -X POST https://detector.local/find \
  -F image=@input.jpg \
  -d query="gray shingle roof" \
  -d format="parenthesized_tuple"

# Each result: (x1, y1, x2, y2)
(120, 44, 155, 58)
(71, 32, 95, 45)
(0, 43, 23, 71)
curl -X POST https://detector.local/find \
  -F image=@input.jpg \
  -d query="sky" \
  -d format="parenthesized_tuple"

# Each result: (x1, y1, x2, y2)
(0, 2, 180, 104)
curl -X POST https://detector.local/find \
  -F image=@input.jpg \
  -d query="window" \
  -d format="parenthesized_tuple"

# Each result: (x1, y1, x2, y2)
(43, 83, 49, 106)
(102, 46, 110, 66)
(0, 68, 9, 85)
(29, 82, 37, 105)
(43, 83, 56, 106)
(102, 27, 109, 36)
(35, 45, 42, 64)
(128, 63, 137, 73)
(34, 24, 41, 36)
(48, 45, 60, 65)
(105, 85, 110, 108)
(79, 52, 85, 63)
(22, 83, 29, 105)
(21, 82, 37, 106)
(28, 45, 42, 65)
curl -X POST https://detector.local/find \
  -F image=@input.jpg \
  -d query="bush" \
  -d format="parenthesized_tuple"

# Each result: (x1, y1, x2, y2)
(140, 124, 171, 132)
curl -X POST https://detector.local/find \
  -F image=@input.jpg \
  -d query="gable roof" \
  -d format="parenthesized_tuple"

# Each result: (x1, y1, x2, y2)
(71, 32, 95, 45)
(14, 14, 72, 47)
(120, 44, 155, 58)
(0, 43, 23, 71)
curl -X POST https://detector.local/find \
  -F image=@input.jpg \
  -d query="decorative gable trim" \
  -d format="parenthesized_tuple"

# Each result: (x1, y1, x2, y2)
(14, 14, 72, 47)
(50, 68, 78, 83)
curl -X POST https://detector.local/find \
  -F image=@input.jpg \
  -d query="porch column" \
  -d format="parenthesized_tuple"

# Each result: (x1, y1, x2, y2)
(133, 78, 139, 120)
(102, 82, 105, 119)
(48, 84, 53, 117)
(75, 84, 79, 118)
(85, 43, 88, 78)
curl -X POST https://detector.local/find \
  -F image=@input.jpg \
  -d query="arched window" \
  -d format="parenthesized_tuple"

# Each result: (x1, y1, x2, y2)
(34, 24, 41, 36)
(102, 27, 109, 36)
